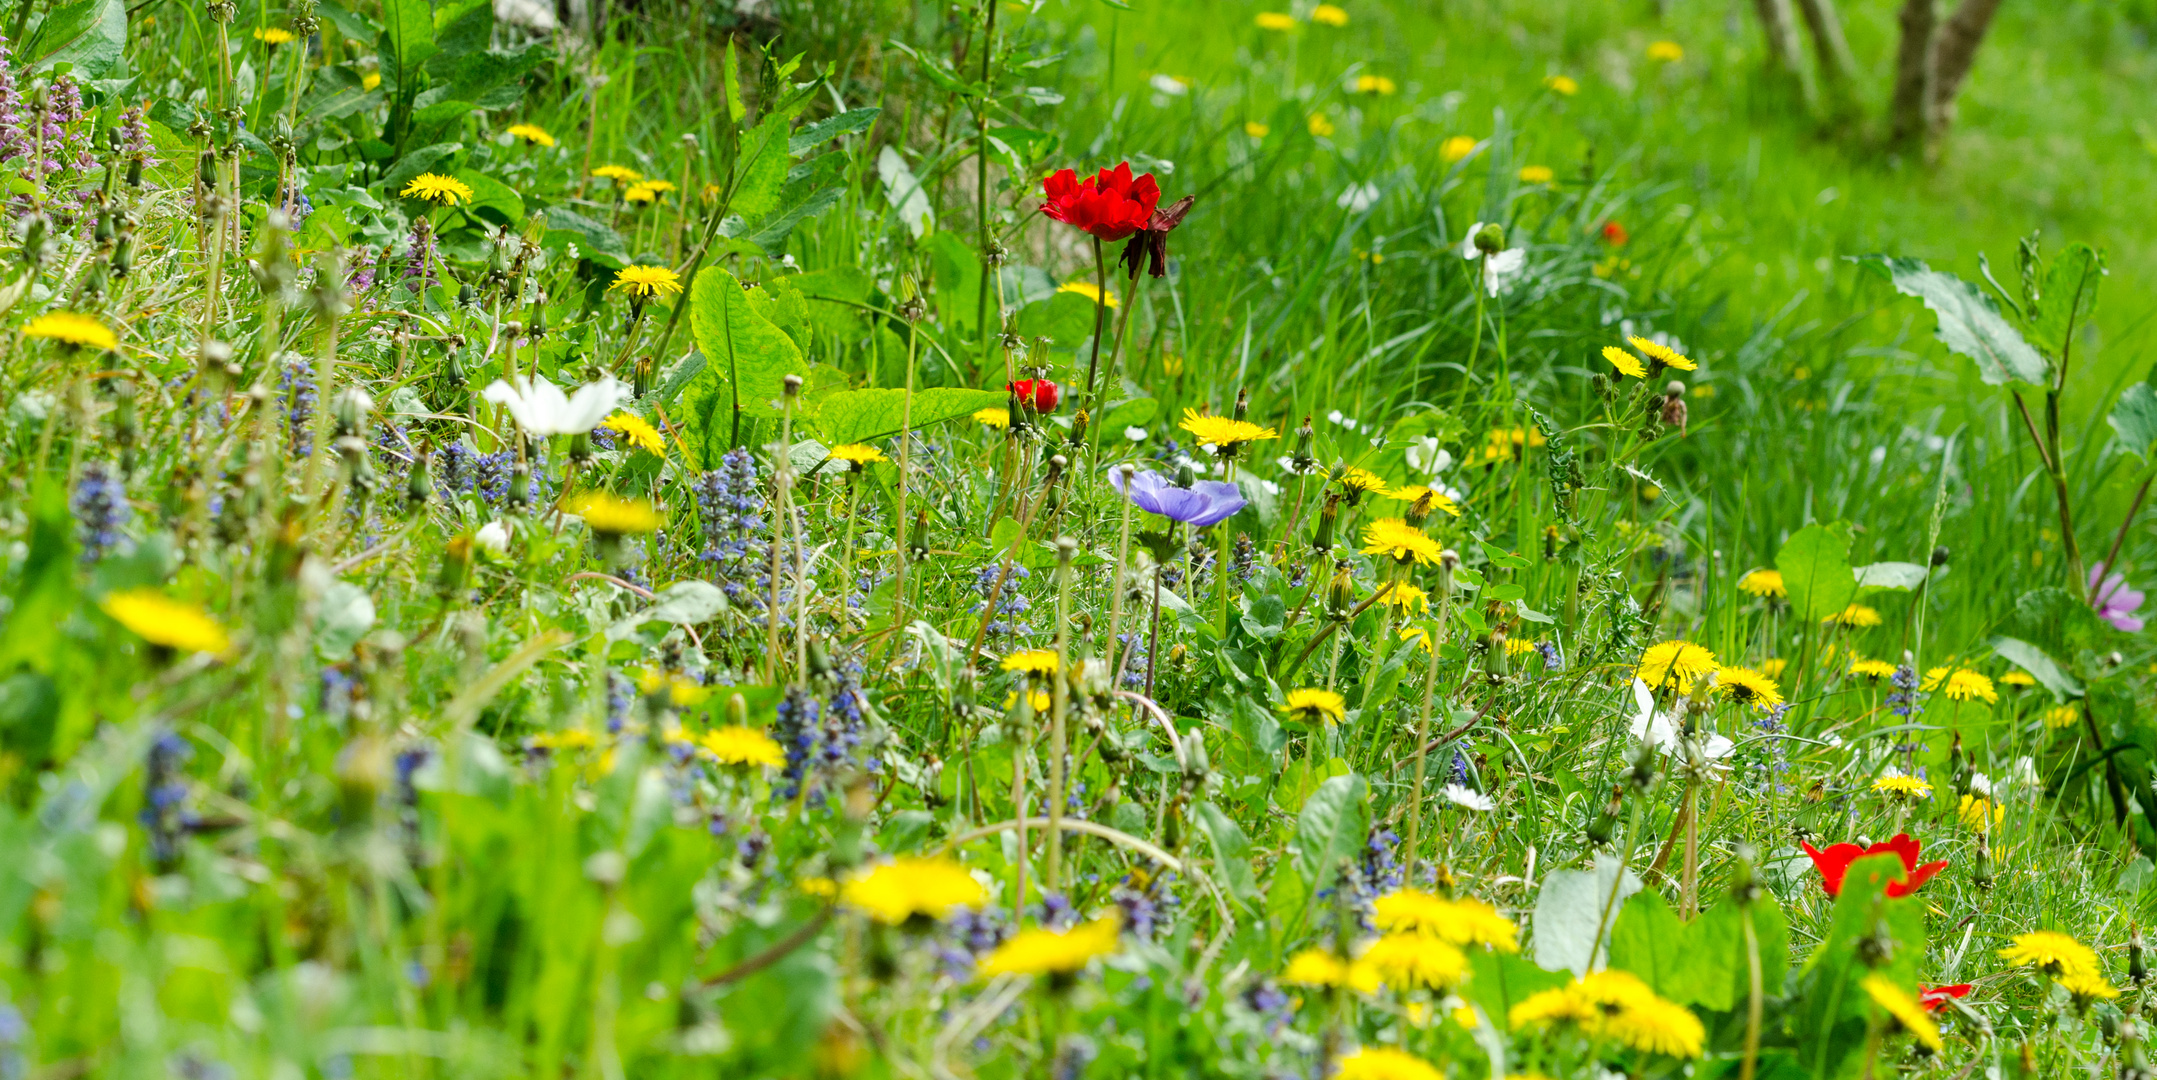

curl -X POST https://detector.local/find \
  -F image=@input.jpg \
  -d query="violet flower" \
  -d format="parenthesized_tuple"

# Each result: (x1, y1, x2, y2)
(1109, 468, 1246, 527)
(2089, 562, 2146, 633)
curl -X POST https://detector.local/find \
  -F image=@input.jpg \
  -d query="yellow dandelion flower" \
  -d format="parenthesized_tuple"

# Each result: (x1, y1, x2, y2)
(1337, 466, 1389, 495)
(1647, 40, 1684, 62)
(1356, 75, 1397, 95)
(1872, 769, 1932, 800)
(252, 26, 295, 44)
(1335, 1048, 1440, 1080)
(978, 917, 1120, 978)
(638, 179, 678, 194)
(1602, 994, 1707, 1059)
(1361, 518, 1443, 566)
(100, 589, 230, 655)
(1922, 666, 1997, 704)
(1282, 946, 1382, 994)
(1055, 280, 1117, 308)
(1628, 335, 1696, 371)
(827, 443, 889, 471)
(611, 265, 684, 298)
(1440, 135, 1478, 163)
(1000, 649, 1059, 676)
(1512, 970, 1700, 1057)
(1281, 687, 1347, 727)
(1545, 74, 1579, 95)
(1255, 11, 1297, 30)
(1999, 670, 2037, 689)
(1715, 665, 1783, 708)
(973, 406, 1011, 429)
(2043, 703, 2081, 729)
(1399, 625, 1434, 653)
(1382, 485, 1462, 517)
(567, 492, 663, 534)
(1004, 688, 1052, 713)
(1602, 345, 1646, 378)
(1636, 640, 1717, 695)
(527, 729, 598, 752)
(1505, 637, 1539, 658)
(1759, 657, 1788, 679)
(506, 123, 555, 146)
(400, 172, 474, 205)
(636, 668, 710, 708)
(1372, 889, 1519, 952)
(623, 182, 663, 204)
(1244, 121, 1271, 138)
(1360, 933, 1467, 991)
(1738, 568, 1785, 598)
(1850, 657, 1899, 681)
(2000, 931, 2099, 978)
(699, 725, 783, 768)
(600, 412, 665, 455)
(1309, 3, 1349, 26)
(1179, 409, 1279, 448)
(1307, 113, 1336, 138)
(592, 164, 642, 182)
(1958, 793, 2004, 832)
(2061, 970, 2121, 1002)
(1824, 603, 1882, 628)
(1861, 974, 1943, 1052)
(361, 72, 382, 91)
(23, 311, 118, 351)
(1374, 582, 1430, 615)
(798, 875, 838, 898)
(1518, 165, 1554, 184)
(841, 856, 987, 925)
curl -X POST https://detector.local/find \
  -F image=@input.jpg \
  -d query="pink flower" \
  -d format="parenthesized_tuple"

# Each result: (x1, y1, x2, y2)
(2090, 562, 2145, 633)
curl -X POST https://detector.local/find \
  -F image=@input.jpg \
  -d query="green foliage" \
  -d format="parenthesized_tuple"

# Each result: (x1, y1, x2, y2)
(1774, 522, 1858, 623)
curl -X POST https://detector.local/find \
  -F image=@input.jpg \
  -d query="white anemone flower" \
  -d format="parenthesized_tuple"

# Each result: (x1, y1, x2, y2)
(1405, 436, 1453, 476)
(1627, 677, 1733, 760)
(481, 375, 626, 437)
(1442, 783, 1495, 812)
(473, 520, 510, 554)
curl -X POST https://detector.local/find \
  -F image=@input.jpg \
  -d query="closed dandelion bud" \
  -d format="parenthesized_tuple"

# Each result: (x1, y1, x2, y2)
(1324, 559, 1355, 619)
(1046, 454, 1068, 484)
(1312, 492, 1339, 552)
(438, 536, 473, 598)
(1474, 223, 1504, 255)
(1438, 548, 1460, 599)
(126, 155, 144, 189)
(633, 356, 653, 399)
(1585, 785, 1622, 845)
(444, 347, 467, 388)
(197, 148, 218, 188)
(1626, 741, 1657, 791)
(569, 431, 593, 464)
(1292, 416, 1315, 471)
(1660, 382, 1688, 435)
(407, 448, 434, 506)
(1486, 629, 1509, 681)
(1404, 490, 1435, 529)
(908, 508, 930, 559)
(1973, 831, 1994, 890)
(1543, 524, 1559, 561)
(1233, 387, 1250, 421)
(2133, 927, 2148, 985)
(508, 462, 531, 509)
(331, 387, 373, 436)
(1730, 843, 1763, 904)
(112, 230, 135, 277)
(456, 283, 476, 308)
(897, 275, 926, 323)
(1950, 734, 1971, 796)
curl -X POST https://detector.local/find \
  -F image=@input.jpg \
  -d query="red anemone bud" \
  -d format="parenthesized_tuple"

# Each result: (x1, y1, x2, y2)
(1919, 984, 1972, 1012)
(1600, 220, 1629, 246)
(1040, 163, 1161, 242)
(1009, 379, 1060, 413)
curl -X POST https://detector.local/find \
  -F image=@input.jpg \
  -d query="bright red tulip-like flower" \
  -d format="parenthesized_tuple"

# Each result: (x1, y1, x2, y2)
(1009, 379, 1060, 413)
(1800, 833, 1946, 899)
(1600, 220, 1629, 246)
(1919, 984, 1972, 1012)
(1040, 163, 1161, 242)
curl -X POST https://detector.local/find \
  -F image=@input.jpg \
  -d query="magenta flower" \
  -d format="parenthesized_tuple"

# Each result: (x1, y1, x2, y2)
(2090, 562, 2146, 633)
(1109, 468, 1246, 527)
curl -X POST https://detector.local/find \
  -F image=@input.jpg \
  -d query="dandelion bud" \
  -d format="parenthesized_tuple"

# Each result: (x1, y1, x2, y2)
(1324, 559, 1355, 620)
(633, 356, 653, 399)
(407, 447, 434, 507)
(2134, 927, 2149, 986)
(782, 373, 802, 399)
(1437, 548, 1460, 598)
(1474, 223, 1504, 255)
(1485, 629, 1509, 682)
(1660, 382, 1688, 435)
(438, 536, 473, 599)
(1730, 843, 1763, 905)
(331, 387, 373, 436)
(1233, 387, 1250, 421)
(569, 431, 594, 464)
(126, 155, 144, 189)
(1292, 416, 1315, 471)
(1973, 831, 1994, 891)
(508, 462, 531, 510)
(1625, 741, 1657, 791)
(1045, 454, 1068, 484)
(1311, 492, 1339, 552)
(197, 148, 218, 188)
(806, 637, 835, 679)
(908, 508, 930, 559)
(1543, 524, 1560, 561)
(1585, 785, 1622, 845)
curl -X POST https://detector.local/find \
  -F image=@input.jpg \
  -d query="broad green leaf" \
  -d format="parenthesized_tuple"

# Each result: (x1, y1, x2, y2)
(1686, 897, 1789, 1013)
(1790, 853, 1925, 1078)
(722, 39, 746, 125)
(925, 231, 985, 337)
(1460, 949, 1568, 1030)
(378, 0, 439, 83)
(681, 267, 810, 468)
(2110, 383, 2157, 459)
(790, 107, 881, 155)
(1013, 289, 1098, 347)
(433, 42, 549, 110)
(1855, 254, 2048, 385)
(451, 170, 524, 226)
(1852, 561, 1928, 592)
(1290, 772, 1368, 898)
(1606, 890, 1695, 999)
(1531, 853, 1639, 976)
(315, 0, 380, 41)
(2030, 242, 2104, 358)
(730, 115, 791, 221)
(380, 142, 462, 195)
(1774, 522, 1858, 624)
(1991, 635, 2083, 701)
(1101, 397, 1160, 432)
(1193, 801, 1261, 911)
(299, 65, 381, 123)
(428, 0, 491, 59)
(28, 0, 126, 79)
(538, 205, 629, 267)
(742, 183, 843, 258)
(2011, 586, 2116, 660)
(814, 388, 1007, 447)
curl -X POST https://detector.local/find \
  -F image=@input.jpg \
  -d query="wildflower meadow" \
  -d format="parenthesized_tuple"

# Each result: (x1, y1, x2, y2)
(8, 0, 2157, 1077)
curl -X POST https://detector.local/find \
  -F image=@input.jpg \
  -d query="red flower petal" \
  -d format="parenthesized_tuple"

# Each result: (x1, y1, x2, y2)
(1887, 859, 1949, 898)
(1919, 983, 1971, 1012)
(1870, 833, 1923, 875)
(1801, 840, 1864, 897)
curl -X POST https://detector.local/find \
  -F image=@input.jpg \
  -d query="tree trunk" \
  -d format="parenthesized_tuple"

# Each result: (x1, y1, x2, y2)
(1889, 0, 1939, 149)
(1793, 0, 1859, 98)
(1931, 0, 2005, 137)
(1751, 0, 1811, 96)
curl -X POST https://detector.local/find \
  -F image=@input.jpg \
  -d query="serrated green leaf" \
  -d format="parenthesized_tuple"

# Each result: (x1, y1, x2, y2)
(2111, 383, 2157, 459)
(2031, 242, 2104, 358)
(789, 107, 881, 155)
(1991, 635, 2083, 701)
(680, 267, 810, 468)
(1855, 254, 2049, 385)
(814, 388, 1006, 447)
(1775, 522, 1858, 623)
(729, 115, 791, 222)
(1291, 773, 1367, 898)
(1194, 802, 1260, 911)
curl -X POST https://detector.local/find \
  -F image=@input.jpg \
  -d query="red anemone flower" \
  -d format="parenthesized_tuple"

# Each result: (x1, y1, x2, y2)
(1800, 833, 1947, 899)
(1119, 194, 1197, 279)
(1009, 379, 1060, 413)
(1600, 220, 1629, 246)
(1041, 163, 1161, 242)
(1919, 984, 1972, 1012)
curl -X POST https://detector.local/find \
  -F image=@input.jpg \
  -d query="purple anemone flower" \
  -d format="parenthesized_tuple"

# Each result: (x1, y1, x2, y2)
(2090, 562, 2146, 633)
(1109, 468, 1246, 527)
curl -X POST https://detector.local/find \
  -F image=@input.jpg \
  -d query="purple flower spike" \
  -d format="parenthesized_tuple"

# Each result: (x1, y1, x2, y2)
(1109, 468, 1246, 527)
(2090, 562, 2146, 633)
